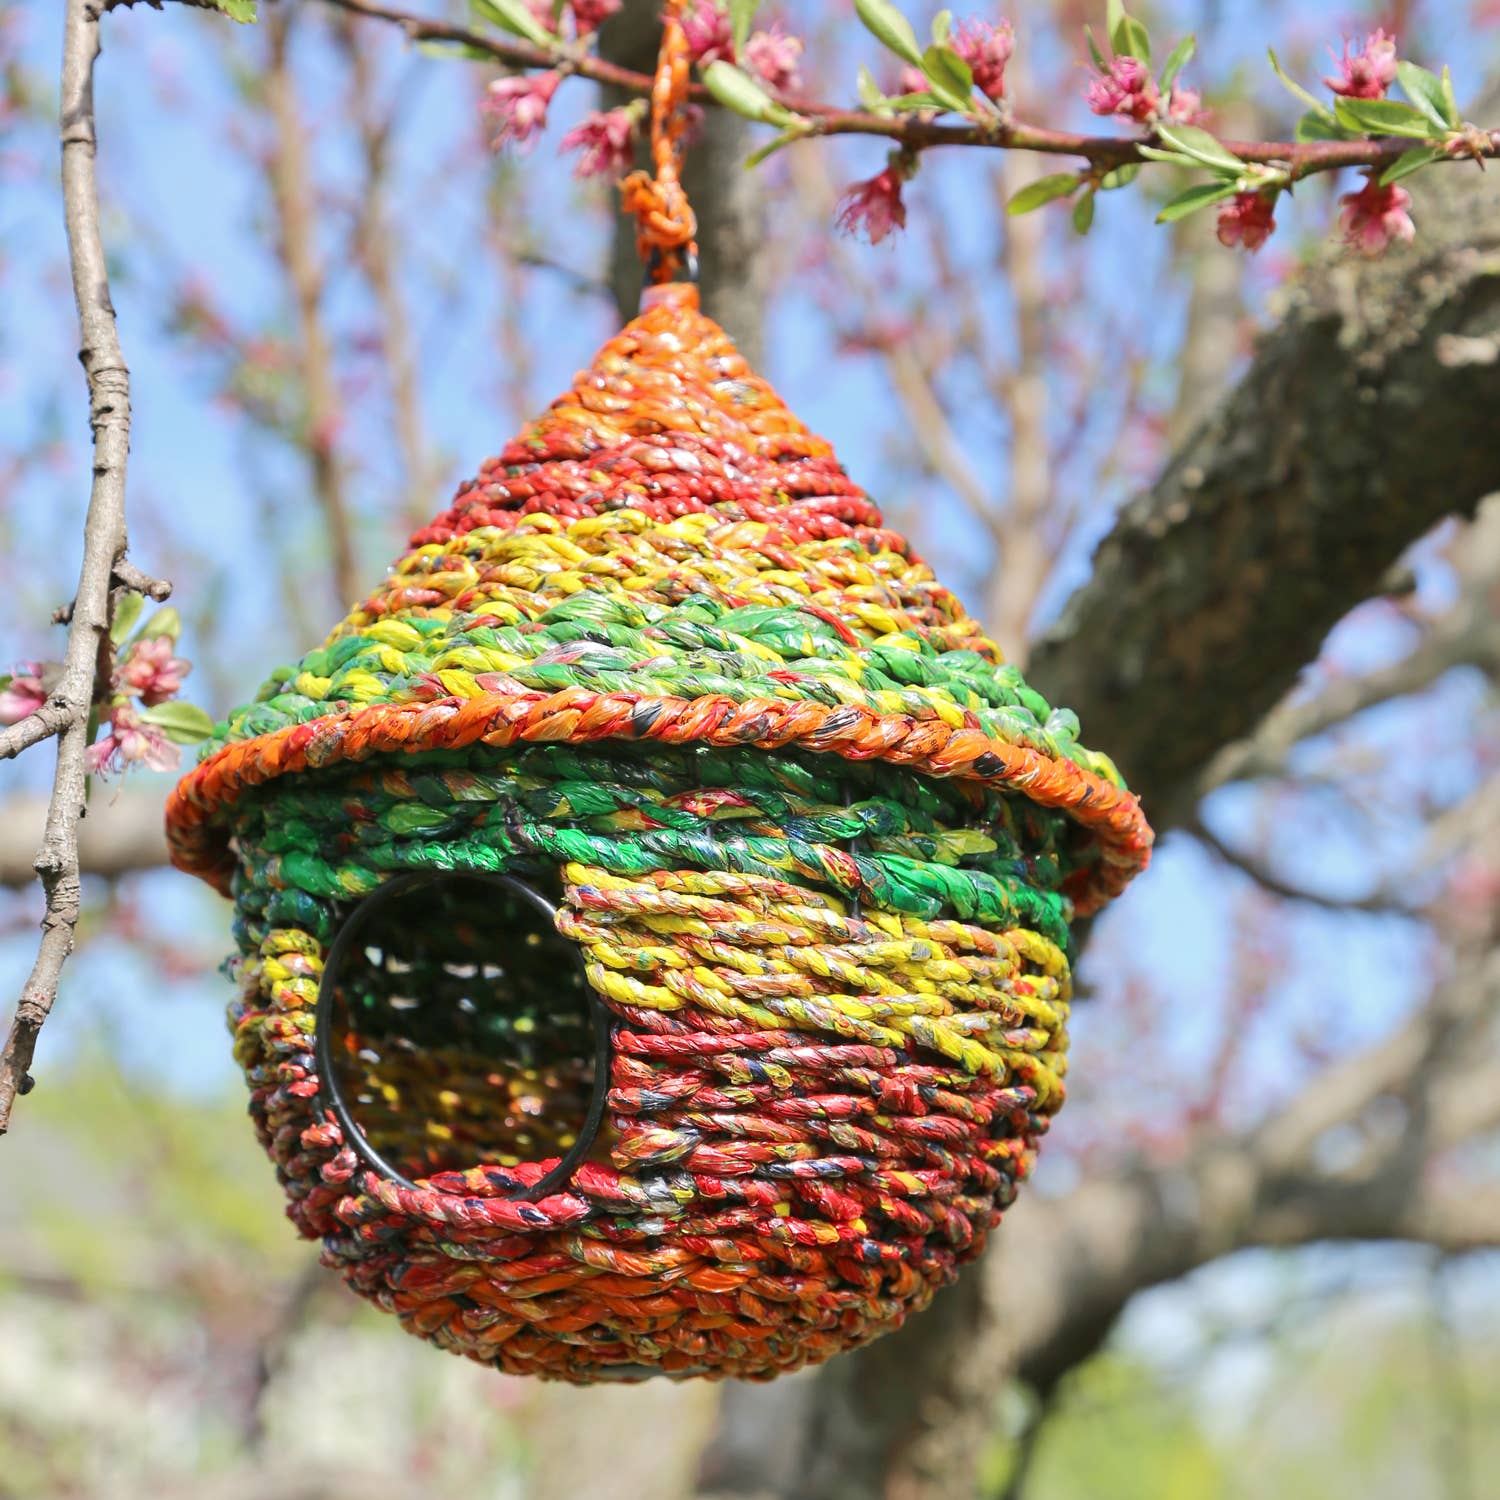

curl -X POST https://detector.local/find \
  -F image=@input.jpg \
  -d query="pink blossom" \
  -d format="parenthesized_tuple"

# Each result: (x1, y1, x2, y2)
(481, 71, 561, 150)
(1085, 55, 1159, 122)
(744, 25, 803, 94)
(896, 65, 930, 96)
(952, 19, 1014, 102)
(1324, 29, 1398, 99)
(568, 0, 620, 34)
(1339, 178, 1415, 257)
(681, 0, 734, 65)
(0, 661, 47, 725)
(87, 705, 180, 778)
(1165, 83, 1206, 125)
(836, 165, 907, 244)
(119, 635, 190, 707)
(560, 108, 638, 179)
(1215, 190, 1277, 253)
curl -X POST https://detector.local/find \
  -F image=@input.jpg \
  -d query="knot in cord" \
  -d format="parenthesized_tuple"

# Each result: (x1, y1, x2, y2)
(619, 0, 698, 284)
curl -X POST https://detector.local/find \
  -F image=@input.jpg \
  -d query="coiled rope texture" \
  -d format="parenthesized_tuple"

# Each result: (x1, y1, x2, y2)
(168, 284, 1153, 1382)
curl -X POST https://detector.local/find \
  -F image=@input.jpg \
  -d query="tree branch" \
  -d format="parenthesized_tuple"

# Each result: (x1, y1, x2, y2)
(0, 0, 136, 1134)
(265, 6, 361, 609)
(1189, 816, 1416, 915)
(1197, 495, 1500, 796)
(1027, 154, 1500, 829)
(315, 0, 1499, 180)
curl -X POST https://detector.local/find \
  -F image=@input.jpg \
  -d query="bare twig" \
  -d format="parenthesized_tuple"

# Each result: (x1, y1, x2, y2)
(265, 6, 361, 609)
(0, 0, 138, 1133)
(1189, 816, 1417, 916)
(985, 147, 1054, 660)
(337, 21, 433, 528)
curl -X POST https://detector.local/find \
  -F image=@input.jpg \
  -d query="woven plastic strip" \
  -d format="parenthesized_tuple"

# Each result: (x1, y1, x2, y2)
(168, 223, 1151, 1383)
(619, 0, 697, 282)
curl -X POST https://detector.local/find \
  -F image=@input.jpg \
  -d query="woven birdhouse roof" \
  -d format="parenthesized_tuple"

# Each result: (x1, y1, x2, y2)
(165, 283, 1151, 910)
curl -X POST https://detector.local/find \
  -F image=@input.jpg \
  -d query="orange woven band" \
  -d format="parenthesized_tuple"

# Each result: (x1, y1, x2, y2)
(165, 686, 1152, 912)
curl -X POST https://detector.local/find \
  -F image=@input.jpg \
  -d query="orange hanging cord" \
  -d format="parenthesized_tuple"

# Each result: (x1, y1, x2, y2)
(619, 0, 698, 286)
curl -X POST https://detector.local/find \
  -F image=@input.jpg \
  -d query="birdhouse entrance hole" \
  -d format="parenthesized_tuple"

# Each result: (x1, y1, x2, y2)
(313, 870, 611, 1200)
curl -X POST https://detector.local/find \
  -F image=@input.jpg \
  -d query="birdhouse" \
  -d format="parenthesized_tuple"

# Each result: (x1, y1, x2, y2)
(166, 280, 1151, 1382)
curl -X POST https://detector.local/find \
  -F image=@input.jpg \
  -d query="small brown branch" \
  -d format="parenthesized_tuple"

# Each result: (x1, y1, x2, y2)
(266, 7, 361, 609)
(0, 0, 135, 1134)
(1189, 816, 1417, 916)
(337, 21, 432, 528)
(318, 0, 1499, 179)
(985, 146, 1055, 661)
(111, 557, 172, 600)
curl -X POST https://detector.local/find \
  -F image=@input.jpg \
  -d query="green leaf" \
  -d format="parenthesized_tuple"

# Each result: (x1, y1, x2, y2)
(1334, 95, 1441, 140)
(140, 606, 182, 642)
(743, 123, 813, 167)
(1378, 143, 1445, 186)
(1006, 173, 1080, 214)
(1135, 144, 1198, 167)
(920, 43, 974, 112)
(702, 60, 798, 125)
(1106, 0, 1150, 64)
(212, 0, 258, 21)
(853, 0, 925, 68)
(930, 8, 952, 45)
(1084, 25, 1108, 72)
(1397, 60, 1458, 132)
(1156, 123, 1244, 176)
(1072, 188, 1096, 235)
(1296, 109, 1357, 142)
(109, 591, 144, 647)
(1159, 34, 1195, 91)
(1100, 162, 1142, 190)
(138, 701, 216, 745)
(1267, 47, 1334, 123)
(1441, 67, 1460, 132)
(857, 65, 889, 113)
(730, 0, 762, 56)
(1105, 0, 1127, 54)
(887, 90, 942, 110)
(470, 0, 554, 48)
(1155, 180, 1240, 223)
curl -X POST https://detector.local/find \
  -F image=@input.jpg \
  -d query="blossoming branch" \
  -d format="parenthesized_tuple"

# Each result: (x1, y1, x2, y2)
(317, 0, 1497, 258)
